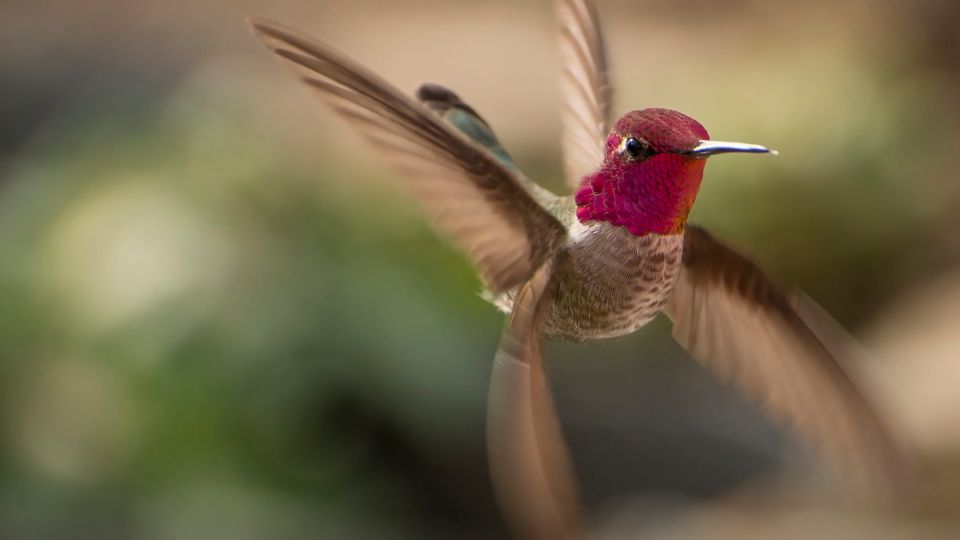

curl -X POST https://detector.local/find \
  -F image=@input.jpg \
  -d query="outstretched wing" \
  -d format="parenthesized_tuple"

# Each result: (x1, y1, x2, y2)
(250, 18, 567, 293)
(664, 225, 912, 492)
(487, 262, 582, 540)
(555, 0, 613, 191)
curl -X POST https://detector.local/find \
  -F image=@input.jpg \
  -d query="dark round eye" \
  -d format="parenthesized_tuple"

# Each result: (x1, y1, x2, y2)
(623, 137, 648, 158)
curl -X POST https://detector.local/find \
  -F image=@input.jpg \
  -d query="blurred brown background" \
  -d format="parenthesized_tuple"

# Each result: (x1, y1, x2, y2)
(1, 0, 960, 538)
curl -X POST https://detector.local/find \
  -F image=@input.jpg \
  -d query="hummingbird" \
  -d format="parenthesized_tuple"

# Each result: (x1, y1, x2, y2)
(250, 1, 910, 537)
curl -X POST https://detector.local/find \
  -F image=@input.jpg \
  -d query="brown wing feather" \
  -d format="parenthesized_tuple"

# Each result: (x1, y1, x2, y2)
(487, 262, 582, 539)
(664, 225, 912, 493)
(555, 0, 612, 191)
(249, 18, 567, 293)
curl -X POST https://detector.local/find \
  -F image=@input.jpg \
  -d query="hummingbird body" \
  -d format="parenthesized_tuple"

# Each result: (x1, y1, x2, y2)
(542, 224, 683, 340)
(489, 208, 686, 341)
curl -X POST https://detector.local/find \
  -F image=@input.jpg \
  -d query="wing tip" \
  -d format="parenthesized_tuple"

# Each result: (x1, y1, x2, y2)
(246, 16, 313, 55)
(246, 16, 286, 53)
(246, 15, 280, 35)
(246, 15, 272, 39)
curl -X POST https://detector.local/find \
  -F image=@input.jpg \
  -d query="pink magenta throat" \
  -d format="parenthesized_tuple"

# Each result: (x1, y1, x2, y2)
(575, 153, 706, 236)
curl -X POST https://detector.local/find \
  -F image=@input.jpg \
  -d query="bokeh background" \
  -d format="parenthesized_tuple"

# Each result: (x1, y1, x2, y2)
(2, 0, 960, 538)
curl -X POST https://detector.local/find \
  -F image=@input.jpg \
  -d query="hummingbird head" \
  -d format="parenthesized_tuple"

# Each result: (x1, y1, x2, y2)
(575, 108, 775, 236)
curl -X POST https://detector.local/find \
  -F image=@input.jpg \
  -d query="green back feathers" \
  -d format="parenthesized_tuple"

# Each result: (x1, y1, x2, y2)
(416, 83, 565, 220)
(417, 83, 516, 169)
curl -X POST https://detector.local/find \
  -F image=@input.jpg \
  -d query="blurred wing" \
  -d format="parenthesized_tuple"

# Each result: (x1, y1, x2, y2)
(487, 262, 582, 540)
(250, 18, 567, 293)
(664, 225, 911, 491)
(555, 0, 612, 191)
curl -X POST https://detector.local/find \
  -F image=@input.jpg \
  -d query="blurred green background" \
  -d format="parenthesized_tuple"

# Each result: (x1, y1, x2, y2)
(2, 0, 960, 538)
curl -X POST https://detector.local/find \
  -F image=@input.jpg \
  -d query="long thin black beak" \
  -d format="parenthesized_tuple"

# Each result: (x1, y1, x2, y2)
(688, 140, 778, 157)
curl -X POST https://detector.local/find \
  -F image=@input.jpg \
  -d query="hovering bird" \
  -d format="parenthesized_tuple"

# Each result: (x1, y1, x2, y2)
(250, 1, 909, 538)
